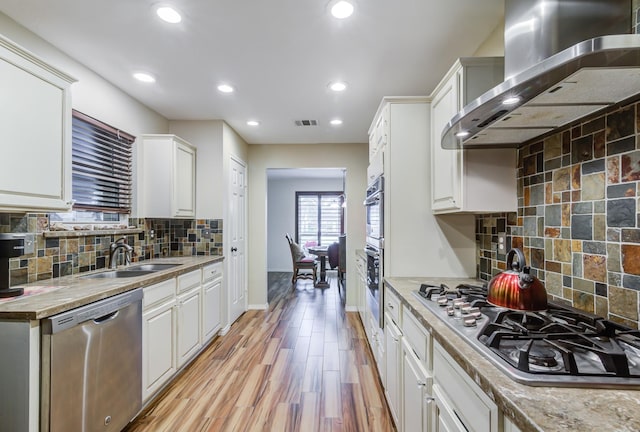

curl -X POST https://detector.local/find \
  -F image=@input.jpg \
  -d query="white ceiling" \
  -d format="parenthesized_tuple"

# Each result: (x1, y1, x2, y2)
(0, 0, 504, 145)
(268, 168, 345, 180)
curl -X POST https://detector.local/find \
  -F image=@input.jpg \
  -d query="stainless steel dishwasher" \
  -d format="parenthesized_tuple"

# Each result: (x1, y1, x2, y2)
(41, 288, 143, 432)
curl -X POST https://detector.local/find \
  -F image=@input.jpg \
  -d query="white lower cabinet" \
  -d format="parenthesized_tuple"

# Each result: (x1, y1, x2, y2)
(384, 313, 402, 428)
(202, 262, 223, 343)
(202, 280, 221, 341)
(370, 289, 525, 432)
(433, 341, 498, 432)
(503, 417, 522, 432)
(142, 299, 176, 401)
(402, 338, 433, 432)
(142, 263, 223, 402)
(142, 278, 178, 402)
(177, 285, 202, 367)
(433, 384, 467, 432)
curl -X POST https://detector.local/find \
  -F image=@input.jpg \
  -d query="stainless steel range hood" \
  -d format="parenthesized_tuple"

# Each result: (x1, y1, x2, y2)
(442, 0, 639, 149)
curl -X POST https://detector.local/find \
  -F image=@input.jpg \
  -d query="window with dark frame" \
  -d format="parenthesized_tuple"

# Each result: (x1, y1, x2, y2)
(295, 191, 344, 247)
(70, 110, 134, 214)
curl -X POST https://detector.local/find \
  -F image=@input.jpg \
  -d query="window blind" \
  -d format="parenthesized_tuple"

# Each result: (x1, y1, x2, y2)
(296, 192, 344, 246)
(71, 111, 134, 213)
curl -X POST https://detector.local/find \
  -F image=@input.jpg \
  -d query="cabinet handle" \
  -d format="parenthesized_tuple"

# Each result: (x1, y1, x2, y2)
(417, 380, 427, 388)
(391, 334, 400, 342)
(387, 302, 394, 309)
(425, 396, 435, 404)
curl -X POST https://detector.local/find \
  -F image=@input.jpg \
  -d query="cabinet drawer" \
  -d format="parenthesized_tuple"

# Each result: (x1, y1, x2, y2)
(202, 262, 222, 283)
(143, 279, 177, 309)
(402, 309, 431, 370)
(433, 342, 498, 432)
(384, 288, 401, 326)
(177, 269, 201, 293)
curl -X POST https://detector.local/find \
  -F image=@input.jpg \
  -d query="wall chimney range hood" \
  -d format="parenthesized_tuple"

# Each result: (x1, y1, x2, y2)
(441, 0, 639, 149)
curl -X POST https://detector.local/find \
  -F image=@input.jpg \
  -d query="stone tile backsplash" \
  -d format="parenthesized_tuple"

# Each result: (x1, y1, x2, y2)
(476, 98, 640, 329)
(1, 214, 222, 286)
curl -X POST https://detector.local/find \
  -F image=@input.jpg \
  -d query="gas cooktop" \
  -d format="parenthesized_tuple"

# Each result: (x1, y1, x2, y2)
(413, 283, 640, 389)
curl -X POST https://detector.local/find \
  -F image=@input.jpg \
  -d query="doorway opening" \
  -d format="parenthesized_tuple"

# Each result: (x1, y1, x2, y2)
(266, 168, 346, 304)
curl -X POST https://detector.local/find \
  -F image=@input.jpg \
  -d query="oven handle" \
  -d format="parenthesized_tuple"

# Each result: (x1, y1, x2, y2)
(365, 247, 379, 258)
(364, 194, 382, 206)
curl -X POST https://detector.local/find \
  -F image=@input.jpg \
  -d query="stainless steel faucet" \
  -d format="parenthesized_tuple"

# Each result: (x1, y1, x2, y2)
(109, 237, 133, 269)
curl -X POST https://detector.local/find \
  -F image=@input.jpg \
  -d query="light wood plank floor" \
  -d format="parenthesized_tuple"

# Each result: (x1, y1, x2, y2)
(124, 272, 395, 432)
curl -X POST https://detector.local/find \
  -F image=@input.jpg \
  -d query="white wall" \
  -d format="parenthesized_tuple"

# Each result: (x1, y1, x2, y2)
(267, 176, 343, 271)
(248, 143, 369, 309)
(473, 21, 504, 57)
(0, 12, 170, 217)
(0, 13, 168, 138)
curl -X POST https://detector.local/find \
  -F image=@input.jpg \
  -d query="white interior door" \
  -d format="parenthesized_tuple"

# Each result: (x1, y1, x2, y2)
(229, 157, 247, 323)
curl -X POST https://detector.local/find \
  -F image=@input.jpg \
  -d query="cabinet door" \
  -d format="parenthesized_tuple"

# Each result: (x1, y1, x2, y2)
(142, 301, 176, 401)
(431, 72, 462, 212)
(433, 342, 498, 432)
(173, 141, 196, 217)
(384, 315, 402, 428)
(177, 287, 202, 367)
(433, 385, 467, 432)
(402, 339, 431, 432)
(0, 37, 74, 212)
(202, 278, 221, 342)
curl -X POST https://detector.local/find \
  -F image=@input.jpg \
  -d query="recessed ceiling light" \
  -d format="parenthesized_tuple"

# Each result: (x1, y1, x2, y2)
(329, 81, 347, 92)
(247, 120, 260, 126)
(456, 130, 470, 138)
(217, 84, 234, 93)
(156, 6, 182, 23)
(133, 72, 156, 83)
(502, 96, 521, 106)
(330, 119, 343, 126)
(331, 1, 354, 19)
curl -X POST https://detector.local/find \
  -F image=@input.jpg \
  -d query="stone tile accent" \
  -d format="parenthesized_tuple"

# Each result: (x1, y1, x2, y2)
(476, 99, 640, 329)
(573, 291, 595, 314)
(583, 254, 607, 282)
(571, 215, 593, 240)
(5, 214, 223, 287)
(607, 199, 636, 227)
(622, 244, 640, 275)
(609, 286, 639, 321)
(581, 173, 605, 200)
(622, 151, 640, 181)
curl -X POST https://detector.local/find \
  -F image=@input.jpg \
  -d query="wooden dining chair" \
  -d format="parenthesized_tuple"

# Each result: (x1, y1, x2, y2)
(286, 233, 317, 285)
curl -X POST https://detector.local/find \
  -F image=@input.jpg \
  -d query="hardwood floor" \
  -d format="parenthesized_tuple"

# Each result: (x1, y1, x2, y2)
(125, 272, 395, 432)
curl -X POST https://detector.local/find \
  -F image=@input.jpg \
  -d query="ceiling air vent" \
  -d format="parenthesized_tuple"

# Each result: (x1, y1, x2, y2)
(294, 120, 318, 126)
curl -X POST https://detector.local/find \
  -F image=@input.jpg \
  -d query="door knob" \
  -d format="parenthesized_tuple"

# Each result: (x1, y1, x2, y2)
(231, 247, 238, 252)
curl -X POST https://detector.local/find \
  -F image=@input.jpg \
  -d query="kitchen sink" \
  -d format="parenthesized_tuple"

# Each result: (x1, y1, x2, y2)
(80, 263, 182, 279)
(125, 263, 182, 272)
(81, 270, 157, 279)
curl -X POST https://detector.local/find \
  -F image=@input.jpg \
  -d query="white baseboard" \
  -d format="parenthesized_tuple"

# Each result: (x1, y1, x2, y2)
(345, 305, 358, 312)
(248, 303, 269, 310)
(219, 324, 231, 336)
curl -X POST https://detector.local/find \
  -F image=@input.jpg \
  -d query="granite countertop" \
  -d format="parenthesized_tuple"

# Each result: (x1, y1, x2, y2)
(0, 256, 224, 320)
(385, 276, 640, 432)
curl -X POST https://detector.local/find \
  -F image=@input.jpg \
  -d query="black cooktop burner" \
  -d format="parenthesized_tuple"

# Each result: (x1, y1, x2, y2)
(412, 282, 640, 388)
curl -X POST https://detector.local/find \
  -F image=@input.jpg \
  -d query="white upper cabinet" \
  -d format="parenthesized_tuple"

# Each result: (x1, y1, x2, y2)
(0, 35, 75, 212)
(430, 58, 517, 214)
(368, 103, 389, 162)
(139, 134, 196, 218)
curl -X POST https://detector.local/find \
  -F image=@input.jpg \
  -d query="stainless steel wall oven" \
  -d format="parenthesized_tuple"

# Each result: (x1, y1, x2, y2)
(364, 175, 384, 328)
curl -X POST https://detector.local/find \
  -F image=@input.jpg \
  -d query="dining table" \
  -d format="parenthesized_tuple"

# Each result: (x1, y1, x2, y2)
(308, 246, 330, 288)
